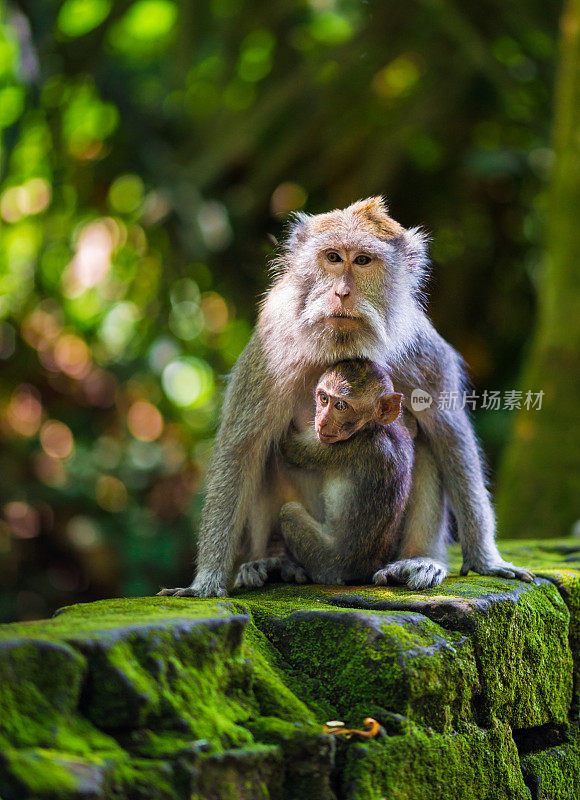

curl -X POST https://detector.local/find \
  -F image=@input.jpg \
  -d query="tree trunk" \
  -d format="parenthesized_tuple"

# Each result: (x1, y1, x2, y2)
(496, 0, 580, 539)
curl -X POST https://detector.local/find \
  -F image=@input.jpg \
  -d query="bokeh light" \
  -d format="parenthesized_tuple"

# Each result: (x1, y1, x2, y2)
(40, 420, 74, 459)
(373, 56, 421, 99)
(21, 302, 63, 352)
(66, 219, 116, 293)
(4, 502, 40, 539)
(0, 178, 51, 222)
(109, 0, 178, 58)
(62, 81, 119, 158)
(54, 334, 92, 378)
(162, 357, 215, 408)
(99, 301, 140, 357)
(109, 175, 144, 214)
(66, 516, 102, 549)
(200, 292, 229, 333)
(5, 385, 43, 437)
(169, 301, 205, 340)
(95, 475, 128, 512)
(270, 182, 308, 217)
(128, 401, 164, 441)
(148, 337, 181, 374)
(197, 201, 233, 251)
(57, 0, 112, 38)
(33, 453, 67, 487)
(82, 369, 117, 407)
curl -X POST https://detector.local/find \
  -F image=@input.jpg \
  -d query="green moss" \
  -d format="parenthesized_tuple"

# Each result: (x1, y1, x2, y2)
(0, 638, 123, 759)
(341, 721, 529, 800)
(76, 620, 256, 748)
(237, 616, 316, 723)
(452, 538, 580, 720)
(240, 577, 572, 729)
(0, 596, 242, 641)
(470, 581, 572, 727)
(0, 747, 110, 798)
(0, 638, 85, 749)
(240, 599, 479, 732)
(191, 745, 283, 800)
(1, 542, 580, 799)
(246, 718, 336, 800)
(521, 725, 580, 799)
(113, 729, 215, 759)
(529, 567, 580, 717)
(108, 757, 186, 800)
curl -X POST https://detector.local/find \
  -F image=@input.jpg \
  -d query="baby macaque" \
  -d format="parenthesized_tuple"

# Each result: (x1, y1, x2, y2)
(276, 359, 414, 585)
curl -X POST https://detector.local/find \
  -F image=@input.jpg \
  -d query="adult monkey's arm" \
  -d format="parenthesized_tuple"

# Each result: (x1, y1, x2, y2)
(403, 323, 533, 581)
(159, 333, 290, 597)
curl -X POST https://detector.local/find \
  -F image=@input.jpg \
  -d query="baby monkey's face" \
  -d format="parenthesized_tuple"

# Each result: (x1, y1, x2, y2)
(315, 384, 368, 443)
(314, 368, 403, 444)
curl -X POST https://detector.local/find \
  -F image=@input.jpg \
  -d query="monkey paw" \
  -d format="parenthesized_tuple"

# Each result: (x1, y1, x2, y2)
(157, 572, 228, 597)
(234, 560, 270, 589)
(373, 558, 447, 590)
(234, 557, 309, 589)
(460, 560, 534, 583)
(280, 558, 308, 584)
(157, 587, 200, 597)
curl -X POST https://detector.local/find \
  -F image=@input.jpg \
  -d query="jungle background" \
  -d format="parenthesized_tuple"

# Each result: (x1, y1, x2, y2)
(1, 0, 578, 623)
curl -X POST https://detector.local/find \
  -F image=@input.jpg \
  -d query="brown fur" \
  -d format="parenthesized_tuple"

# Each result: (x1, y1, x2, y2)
(308, 196, 405, 241)
(278, 360, 414, 583)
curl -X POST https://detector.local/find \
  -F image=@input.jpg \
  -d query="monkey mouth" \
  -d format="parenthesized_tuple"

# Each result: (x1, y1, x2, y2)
(326, 314, 361, 329)
(317, 430, 339, 443)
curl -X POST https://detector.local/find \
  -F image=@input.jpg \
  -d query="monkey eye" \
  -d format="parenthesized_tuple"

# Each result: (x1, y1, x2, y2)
(319, 392, 329, 406)
(354, 254, 372, 266)
(326, 252, 342, 263)
(335, 400, 349, 412)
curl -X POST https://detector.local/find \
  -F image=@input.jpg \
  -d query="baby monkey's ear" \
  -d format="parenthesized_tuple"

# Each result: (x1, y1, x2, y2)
(375, 393, 403, 426)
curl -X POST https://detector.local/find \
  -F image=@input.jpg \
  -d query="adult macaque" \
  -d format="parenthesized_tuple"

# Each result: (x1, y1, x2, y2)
(159, 197, 533, 598)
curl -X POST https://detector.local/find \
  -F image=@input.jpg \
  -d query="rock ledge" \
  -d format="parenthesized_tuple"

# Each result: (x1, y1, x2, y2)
(1, 539, 580, 799)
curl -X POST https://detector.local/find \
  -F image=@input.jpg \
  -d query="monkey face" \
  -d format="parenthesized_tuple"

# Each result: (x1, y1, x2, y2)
(314, 378, 371, 443)
(264, 197, 430, 362)
(287, 217, 408, 353)
(321, 247, 378, 323)
(312, 241, 387, 323)
(315, 389, 365, 443)
(314, 360, 400, 442)
(290, 240, 395, 362)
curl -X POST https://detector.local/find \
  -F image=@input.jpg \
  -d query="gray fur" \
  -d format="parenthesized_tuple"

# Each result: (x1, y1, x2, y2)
(371, 434, 449, 589)
(158, 198, 533, 598)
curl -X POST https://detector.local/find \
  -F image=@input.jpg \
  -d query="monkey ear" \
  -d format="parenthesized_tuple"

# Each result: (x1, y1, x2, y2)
(399, 226, 431, 293)
(285, 211, 311, 249)
(375, 393, 403, 426)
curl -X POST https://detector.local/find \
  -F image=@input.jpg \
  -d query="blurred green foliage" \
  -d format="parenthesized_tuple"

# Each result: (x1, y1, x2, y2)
(0, 0, 561, 620)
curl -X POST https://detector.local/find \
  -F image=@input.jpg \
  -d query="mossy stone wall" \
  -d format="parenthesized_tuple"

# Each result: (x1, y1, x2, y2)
(2, 539, 580, 799)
